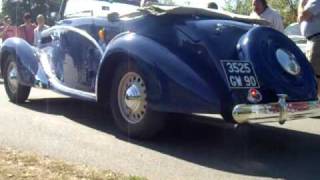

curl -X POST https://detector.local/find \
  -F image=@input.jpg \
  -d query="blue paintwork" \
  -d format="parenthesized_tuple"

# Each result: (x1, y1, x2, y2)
(99, 32, 221, 113)
(0, 38, 41, 86)
(238, 27, 317, 102)
(0, 2, 318, 117)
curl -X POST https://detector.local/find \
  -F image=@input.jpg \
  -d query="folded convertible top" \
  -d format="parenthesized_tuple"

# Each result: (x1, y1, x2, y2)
(125, 5, 270, 26)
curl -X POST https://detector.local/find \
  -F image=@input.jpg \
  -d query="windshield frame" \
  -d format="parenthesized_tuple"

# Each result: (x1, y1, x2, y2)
(58, 0, 220, 20)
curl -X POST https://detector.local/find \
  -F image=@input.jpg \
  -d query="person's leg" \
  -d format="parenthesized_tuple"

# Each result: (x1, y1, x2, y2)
(308, 37, 320, 96)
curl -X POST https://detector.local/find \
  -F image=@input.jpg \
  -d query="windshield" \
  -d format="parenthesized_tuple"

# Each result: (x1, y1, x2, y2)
(64, 0, 220, 18)
(98, 0, 141, 6)
(98, 0, 220, 8)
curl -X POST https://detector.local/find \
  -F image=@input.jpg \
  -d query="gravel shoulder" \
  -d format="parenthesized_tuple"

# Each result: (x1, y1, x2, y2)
(0, 146, 145, 180)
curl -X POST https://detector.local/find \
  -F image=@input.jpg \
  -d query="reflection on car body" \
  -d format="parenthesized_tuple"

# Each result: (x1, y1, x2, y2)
(0, 0, 319, 138)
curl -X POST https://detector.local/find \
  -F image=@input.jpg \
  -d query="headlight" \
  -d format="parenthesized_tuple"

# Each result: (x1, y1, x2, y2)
(275, 49, 301, 76)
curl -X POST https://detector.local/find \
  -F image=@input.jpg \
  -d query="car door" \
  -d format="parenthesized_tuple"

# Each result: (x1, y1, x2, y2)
(39, 0, 126, 95)
(39, 18, 103, 94)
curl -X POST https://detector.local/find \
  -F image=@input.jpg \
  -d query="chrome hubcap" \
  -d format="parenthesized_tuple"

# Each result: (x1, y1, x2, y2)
(275, 49, 301, 76)
(118, 72, 147, 124)
(7, 61, 18, 94)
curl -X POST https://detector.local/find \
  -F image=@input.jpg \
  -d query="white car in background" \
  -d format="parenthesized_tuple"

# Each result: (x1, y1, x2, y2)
(285, 22, 307, 54)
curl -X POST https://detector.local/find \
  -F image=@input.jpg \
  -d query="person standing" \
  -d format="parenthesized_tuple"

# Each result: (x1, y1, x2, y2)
(250, 0, 284, 32)
(1, 16, 18, 42)
(298, 0, 320, 95)
(18, 13, 36, 45)
(34, 14, 49, 46)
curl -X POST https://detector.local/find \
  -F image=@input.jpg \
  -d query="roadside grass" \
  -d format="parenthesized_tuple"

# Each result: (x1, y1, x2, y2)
(0, 147, 146, 180)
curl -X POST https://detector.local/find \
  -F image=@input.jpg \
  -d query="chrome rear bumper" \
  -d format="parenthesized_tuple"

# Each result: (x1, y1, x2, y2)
(232, 94, 320, 124)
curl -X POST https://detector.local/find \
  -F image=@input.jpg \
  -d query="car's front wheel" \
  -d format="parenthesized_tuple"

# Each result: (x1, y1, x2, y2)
(110, 61, 165, 139)
(3, 55, 31, 103)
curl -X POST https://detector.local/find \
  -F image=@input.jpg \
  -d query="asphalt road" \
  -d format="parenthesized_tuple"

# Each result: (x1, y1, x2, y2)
(1, 79, 320, 180)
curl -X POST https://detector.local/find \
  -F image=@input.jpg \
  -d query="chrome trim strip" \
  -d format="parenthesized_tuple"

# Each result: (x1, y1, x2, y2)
(49, 77, 97, 102)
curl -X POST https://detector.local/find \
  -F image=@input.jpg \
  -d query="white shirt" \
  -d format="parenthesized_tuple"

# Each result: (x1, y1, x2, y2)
(34, 25, 49, 46)
(251, 7, 284, 32)
(300, 0, 320, 38)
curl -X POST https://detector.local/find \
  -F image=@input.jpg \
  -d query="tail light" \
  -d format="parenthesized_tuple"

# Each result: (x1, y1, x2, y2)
(247, 88, 262, 103)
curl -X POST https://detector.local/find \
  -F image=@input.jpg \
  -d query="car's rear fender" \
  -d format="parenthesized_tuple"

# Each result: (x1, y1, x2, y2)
(97, 32, 221, 113)
(237, 27, 317, 101)
(0, 38, 44, 87)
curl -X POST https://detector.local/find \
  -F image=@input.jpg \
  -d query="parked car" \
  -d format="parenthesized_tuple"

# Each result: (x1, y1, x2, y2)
(1, 0, 320, 138)
(285, 22, 307, 54)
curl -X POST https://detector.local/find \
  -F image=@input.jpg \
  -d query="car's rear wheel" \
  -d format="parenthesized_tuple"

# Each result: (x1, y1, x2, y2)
(110, 61, 165, 139)
(3, 55, 31, 103)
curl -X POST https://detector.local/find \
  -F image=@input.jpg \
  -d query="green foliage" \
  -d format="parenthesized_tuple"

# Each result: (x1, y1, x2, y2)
(224, 0, 252, 15)
(224, 0, 299, 27)
(1, 0, 62, 25)
(268, 0, 299, 26)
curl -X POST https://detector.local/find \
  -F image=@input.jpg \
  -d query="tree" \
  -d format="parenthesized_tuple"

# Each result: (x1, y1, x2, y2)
(1, 0, 31, 25)
(1, 0, 62, 25)
(224, 0, 252, 15)
(268, 0, 299, 26)
(224, 0, 299, 27)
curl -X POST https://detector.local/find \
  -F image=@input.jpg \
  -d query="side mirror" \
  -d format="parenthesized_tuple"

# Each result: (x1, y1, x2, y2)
(107, 12, 120, 22)
(208, 2, 218, 10)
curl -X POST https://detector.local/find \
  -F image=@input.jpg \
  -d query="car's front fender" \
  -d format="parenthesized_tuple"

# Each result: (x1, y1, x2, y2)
(0, 38, 40, 87)
(98, 32, 221, 113)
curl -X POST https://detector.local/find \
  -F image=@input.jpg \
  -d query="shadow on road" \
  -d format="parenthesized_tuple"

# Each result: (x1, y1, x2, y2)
(22, 97, 320, 180)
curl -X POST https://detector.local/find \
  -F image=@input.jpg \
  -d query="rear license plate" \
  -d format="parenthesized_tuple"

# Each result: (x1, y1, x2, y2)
(221, 60, 259, 89)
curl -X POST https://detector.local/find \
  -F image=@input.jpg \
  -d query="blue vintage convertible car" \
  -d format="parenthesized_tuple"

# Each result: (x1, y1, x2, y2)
(1, 0, 320, 138)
